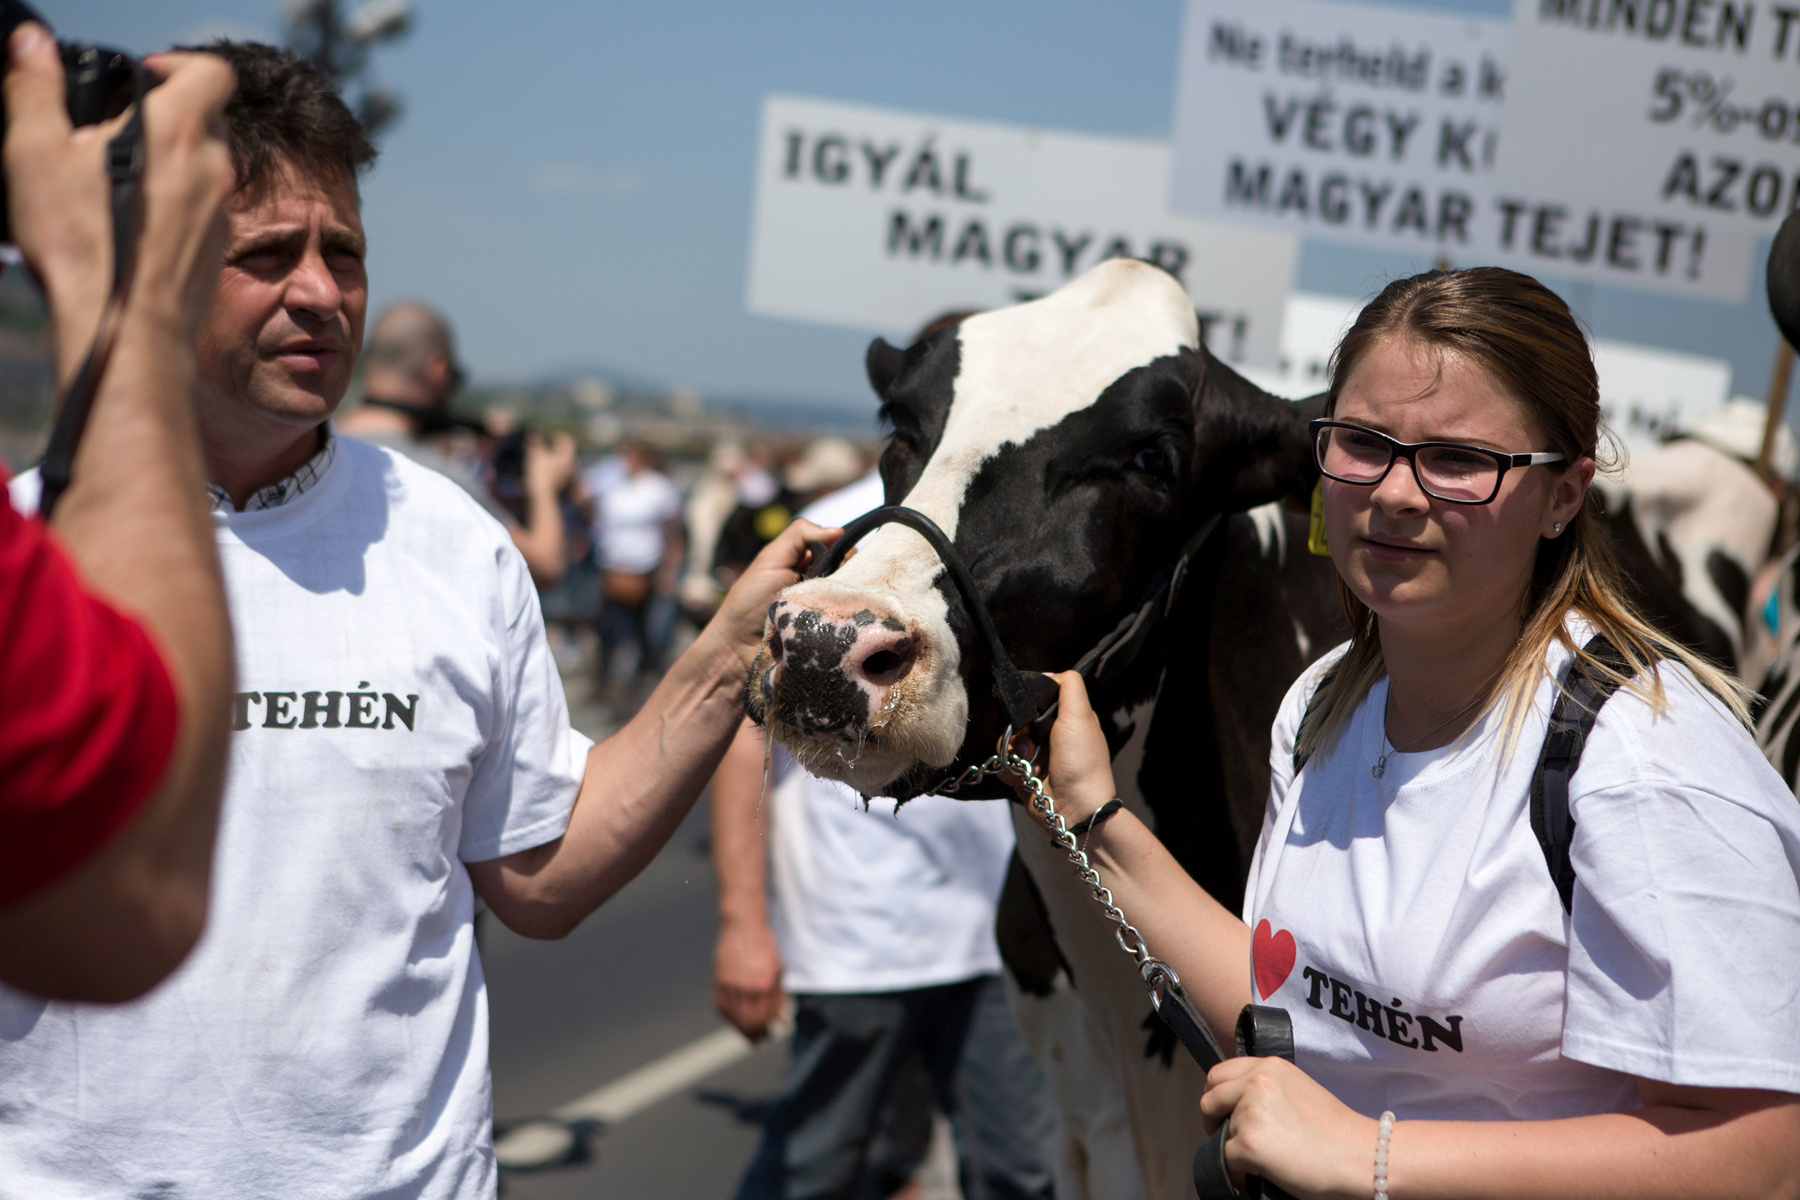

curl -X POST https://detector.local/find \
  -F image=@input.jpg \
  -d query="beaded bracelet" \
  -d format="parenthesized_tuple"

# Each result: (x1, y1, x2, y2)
(1374, 1110, 1395, 1200)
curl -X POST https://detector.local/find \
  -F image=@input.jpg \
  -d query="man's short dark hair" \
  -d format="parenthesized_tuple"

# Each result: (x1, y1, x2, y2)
(181, 41, 377, 199)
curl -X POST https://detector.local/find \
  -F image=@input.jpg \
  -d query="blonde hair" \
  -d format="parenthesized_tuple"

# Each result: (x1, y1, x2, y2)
(1295, 268, 1752, 765)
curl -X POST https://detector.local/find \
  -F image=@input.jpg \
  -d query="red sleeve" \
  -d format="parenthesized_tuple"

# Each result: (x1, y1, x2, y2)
(0, 465, 180, 907)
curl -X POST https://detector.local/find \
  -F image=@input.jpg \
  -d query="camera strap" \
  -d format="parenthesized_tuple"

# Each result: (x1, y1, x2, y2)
(37, 61, 148, 519)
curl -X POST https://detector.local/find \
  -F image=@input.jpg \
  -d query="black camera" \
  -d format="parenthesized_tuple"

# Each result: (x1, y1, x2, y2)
(0, 0, 145, 245)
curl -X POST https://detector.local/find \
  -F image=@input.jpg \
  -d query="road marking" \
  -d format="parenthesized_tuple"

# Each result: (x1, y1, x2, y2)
(494, 1019, 792, 1167)
(553, 1022, 788, 1125)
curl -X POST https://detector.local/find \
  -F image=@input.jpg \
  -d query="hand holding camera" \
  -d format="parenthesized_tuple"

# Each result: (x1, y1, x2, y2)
(1, 7, 235, 381)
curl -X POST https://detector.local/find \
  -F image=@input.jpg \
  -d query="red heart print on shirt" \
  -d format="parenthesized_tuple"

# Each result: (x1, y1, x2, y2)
(1253, 919, 1296, 1000)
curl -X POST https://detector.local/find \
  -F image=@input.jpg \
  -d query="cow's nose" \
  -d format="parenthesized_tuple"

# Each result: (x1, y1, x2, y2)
(762, 600, 920, 736)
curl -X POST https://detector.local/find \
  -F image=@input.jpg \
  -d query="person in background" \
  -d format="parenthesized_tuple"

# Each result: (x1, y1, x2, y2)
(591, 437, 684, 692)
(0, 29, 236, 1002)
(680, 439, 752, 620)
(713, 466, 1057, 1200)
(531, 430, 601, 675)
(337, 299, 575, 585)
(785, 436, 867, 512)
(712, 437, 865, 594)
(711, 438, 793, 589)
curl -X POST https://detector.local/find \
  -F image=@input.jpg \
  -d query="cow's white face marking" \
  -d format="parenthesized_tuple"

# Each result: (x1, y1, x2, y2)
(1247, 501, 1286, 566)
(766, 259, 1200, 793)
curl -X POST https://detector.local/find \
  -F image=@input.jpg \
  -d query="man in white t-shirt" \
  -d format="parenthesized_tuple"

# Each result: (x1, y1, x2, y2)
(590, 439, 685, 684)
(711, 472, 1056, 1200)
(0, 43, 825, 1200)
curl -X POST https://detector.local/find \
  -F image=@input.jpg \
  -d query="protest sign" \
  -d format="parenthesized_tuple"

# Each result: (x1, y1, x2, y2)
(1500, 0, 1800, 239)
(747, 95, 1298, 367)
(1240, 292, 1733, 461)
(1167, 0, 1757, 300)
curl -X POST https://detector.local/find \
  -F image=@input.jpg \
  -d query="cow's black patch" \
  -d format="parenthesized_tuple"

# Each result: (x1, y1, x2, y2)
(775, 611, 865, 735)
(1707, 548, 1751, 643)
(1598, 496, 1736, 672)
(851, 609, 876, 627)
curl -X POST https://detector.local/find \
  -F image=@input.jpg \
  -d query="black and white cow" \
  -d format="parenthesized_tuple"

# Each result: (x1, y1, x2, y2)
(746, 259, 1342, 1198)
(1592, 437, 1776, 680)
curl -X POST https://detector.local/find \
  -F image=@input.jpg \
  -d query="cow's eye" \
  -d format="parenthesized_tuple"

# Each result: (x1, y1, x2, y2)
(1131, 447, 1172, 477)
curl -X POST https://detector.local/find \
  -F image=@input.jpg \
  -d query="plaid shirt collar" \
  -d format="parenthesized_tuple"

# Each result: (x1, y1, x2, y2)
(208, 427, 337, 514)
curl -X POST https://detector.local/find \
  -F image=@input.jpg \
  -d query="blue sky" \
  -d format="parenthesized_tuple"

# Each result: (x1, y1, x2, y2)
(45, 0, 1797, 423)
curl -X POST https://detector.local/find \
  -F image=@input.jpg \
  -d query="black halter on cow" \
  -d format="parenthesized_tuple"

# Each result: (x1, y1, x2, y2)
(746, 258, 1327, 802)
(746, 258, 1344, 1198)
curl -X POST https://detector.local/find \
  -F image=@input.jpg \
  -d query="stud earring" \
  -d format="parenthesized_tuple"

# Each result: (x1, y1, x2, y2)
(1552, 522, 1563, 534)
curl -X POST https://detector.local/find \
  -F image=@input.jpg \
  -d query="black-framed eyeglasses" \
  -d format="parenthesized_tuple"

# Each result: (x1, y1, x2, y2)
(1311, 419, 1568, 506)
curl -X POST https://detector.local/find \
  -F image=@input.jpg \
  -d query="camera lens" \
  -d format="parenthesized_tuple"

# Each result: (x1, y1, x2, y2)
(63, 45, 137, 127)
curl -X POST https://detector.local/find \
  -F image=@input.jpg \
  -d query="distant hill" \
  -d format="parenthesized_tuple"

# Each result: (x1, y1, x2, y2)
(447, 368, 883, 449)
(709, 395, 879, 435)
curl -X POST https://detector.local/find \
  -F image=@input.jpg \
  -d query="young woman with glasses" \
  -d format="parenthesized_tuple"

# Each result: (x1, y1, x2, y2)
(1030, 267, 1800, 1198)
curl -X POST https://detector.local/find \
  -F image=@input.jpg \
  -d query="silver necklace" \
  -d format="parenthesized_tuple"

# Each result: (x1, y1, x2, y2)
(1372, 689, 1485, 779)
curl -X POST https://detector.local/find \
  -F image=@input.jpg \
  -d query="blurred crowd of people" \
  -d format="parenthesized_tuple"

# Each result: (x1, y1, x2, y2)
(334, 299, 873, 706)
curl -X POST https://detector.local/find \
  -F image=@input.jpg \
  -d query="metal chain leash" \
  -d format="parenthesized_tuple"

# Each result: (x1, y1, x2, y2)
(950, 730, 1291, 1200)
(950, 726, 1183, 994)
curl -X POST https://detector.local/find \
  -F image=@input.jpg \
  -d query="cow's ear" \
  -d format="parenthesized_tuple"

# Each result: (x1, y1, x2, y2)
(866, 338, 905, 399)
(1197, 356, 1324, 509)
(1771, 210, 1800, 350)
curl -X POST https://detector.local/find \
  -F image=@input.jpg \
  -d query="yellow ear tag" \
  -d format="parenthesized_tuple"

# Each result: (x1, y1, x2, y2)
(1308, 479, 1330, 556)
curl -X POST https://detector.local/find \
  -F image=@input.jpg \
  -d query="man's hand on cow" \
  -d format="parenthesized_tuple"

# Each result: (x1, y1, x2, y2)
(1200, 1054, 1377, 1200)
(1014, 671, 1117, 825)
(713, 917, 785, 1042)
(704, 518, 840, 673)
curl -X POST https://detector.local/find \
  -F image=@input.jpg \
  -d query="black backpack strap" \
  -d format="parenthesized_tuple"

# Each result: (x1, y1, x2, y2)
(1530, 635, 1636, 914)
(1292, 658, 1344, 774)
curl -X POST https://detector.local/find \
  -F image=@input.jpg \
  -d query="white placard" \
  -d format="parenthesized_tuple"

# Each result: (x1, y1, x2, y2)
(1500, 0, 1800, 238)
(1590, 338, 1735, 458)
(1167, 0, 1757, 300)
(1238, 292, 1733, 461)
(746, 95, 1299, 367)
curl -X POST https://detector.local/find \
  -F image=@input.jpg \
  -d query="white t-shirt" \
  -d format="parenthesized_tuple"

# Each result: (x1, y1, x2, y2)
(1245, 628, 1800, 1121)
(765, 473, 1018, 993)
(341, 425, 515, 527)
(0, 439, 592, 1199)
(766, 752, 1018, 993)
(594, 469, 681, 574)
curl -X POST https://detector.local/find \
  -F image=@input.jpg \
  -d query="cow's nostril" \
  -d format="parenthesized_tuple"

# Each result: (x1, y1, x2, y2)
(857, 636, 914, 686)
(769, 629, 784, 660)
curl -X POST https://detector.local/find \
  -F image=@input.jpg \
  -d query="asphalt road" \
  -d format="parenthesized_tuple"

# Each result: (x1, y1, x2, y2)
(484, 676, 789, 1199)
(488, 644, 962, 1200)
(485, 799, 789, 1199)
